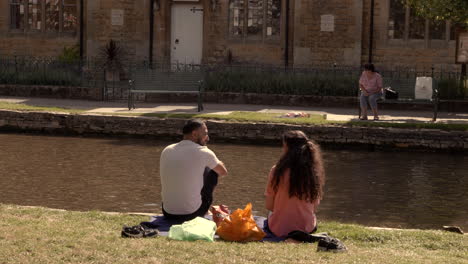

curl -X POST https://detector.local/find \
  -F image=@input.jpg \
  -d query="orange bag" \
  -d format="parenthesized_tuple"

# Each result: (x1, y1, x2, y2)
(216, 203, 266, 242)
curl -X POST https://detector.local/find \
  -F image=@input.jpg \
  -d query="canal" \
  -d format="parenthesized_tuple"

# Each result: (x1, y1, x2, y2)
(0, 133, 466, 230)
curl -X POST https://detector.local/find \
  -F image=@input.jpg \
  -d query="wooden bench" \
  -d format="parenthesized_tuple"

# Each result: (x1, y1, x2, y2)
(128, 67, 204, 111)
(359, 77, 439, 121)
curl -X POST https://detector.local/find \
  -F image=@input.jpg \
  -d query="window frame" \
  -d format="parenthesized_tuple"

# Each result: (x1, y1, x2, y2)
(386, 0, 455, 48)
(8, 0, 79, 36)
(228, 0, 282, 43)
(9, 0, 26, 32)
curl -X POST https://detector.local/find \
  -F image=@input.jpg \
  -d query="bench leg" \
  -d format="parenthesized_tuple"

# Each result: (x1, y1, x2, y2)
(198, 93, 203, 112)
(432, 101, 438, 122)
(128, 92, 136, 110)
(128, 92, 132, 110)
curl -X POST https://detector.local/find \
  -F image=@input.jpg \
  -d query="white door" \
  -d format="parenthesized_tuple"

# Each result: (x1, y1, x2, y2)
(171, 4, 204, 65)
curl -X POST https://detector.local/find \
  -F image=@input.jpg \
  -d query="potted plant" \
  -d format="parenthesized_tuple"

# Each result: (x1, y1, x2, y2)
(100, 39, 125, 82)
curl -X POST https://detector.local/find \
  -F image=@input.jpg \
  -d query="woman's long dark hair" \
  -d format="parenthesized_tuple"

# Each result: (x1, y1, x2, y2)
(272, 130, 325, 202)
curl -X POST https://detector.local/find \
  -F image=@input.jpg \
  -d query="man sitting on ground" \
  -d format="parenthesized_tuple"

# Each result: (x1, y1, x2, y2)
(160, 119, 228, 222)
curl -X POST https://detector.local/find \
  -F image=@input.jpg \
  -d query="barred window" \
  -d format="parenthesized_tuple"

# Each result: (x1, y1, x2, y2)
(229, 0, 281, 41)
(10, 0, 25, 30)
(27, 0, 42, 31)
(408, 8, 425, 39)
(388, 0, 454, 42)
(10, 0, 78, 33)
(430, 20, 446, 40)
(46, 0, 60, 31)
(266, 0, 281, 37)
(63, 0, 77, 31)
(229, 0, 245, 37)
(388, 0, 404, 39)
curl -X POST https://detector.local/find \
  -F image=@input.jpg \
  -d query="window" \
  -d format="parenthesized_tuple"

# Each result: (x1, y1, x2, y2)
(229, 0, 281, 41)
(10, 0, 25, 30)
(63, 0, 78, 31)
(28, 0, 42, 31)
(388, 0, 455, 42)
(388, 0, 404, 39)
(430, 20, 446, 40)
(9, 0, 78, 33)
(408, 8, 425, 39)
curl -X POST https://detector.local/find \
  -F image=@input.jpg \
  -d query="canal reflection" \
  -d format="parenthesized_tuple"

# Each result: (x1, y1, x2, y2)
(0, 133, 466, 230)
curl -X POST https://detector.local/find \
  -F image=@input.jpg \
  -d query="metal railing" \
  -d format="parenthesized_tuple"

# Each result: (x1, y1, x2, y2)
(203, 64, 466, 100)
(0, 57, 465, 100)
(0, 56, 106, 88)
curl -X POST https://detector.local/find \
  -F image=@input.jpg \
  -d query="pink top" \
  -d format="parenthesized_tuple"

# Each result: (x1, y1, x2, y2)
(265, 167, 319, 237)
(359, 72, 383, 94)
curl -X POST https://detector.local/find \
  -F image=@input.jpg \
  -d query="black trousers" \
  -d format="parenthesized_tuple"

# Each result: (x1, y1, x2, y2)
(162, 168, 219, 223)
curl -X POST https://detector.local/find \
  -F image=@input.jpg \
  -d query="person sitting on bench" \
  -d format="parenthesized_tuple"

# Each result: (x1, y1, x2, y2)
(359, 63, 383, 121)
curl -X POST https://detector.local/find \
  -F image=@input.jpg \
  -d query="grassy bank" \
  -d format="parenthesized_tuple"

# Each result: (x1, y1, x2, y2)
(0, 101, 467, 131)
(0, 101, 85, 114)
(1, 204, 466, 264)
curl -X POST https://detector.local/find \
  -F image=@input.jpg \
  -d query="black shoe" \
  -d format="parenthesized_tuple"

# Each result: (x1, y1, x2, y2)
(286, 231, 329, 243)
(317, 237, 347, 252)
(121, 224, 159, 238)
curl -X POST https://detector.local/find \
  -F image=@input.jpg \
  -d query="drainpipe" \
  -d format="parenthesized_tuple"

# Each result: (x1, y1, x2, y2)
(284, 0, 290, 68)
(368, 0, 374, 63)
(149, 0, 155, 68)
(79, 0, 84, 60)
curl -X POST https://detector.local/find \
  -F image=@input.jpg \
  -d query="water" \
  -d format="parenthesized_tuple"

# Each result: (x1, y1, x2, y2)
(0, 133, 466, 230)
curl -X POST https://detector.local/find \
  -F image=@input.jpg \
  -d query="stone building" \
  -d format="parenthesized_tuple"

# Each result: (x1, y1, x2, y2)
(0, 0, 461, 69)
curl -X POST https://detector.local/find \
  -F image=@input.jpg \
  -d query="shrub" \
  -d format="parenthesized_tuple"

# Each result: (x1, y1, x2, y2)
(437, 78, 465, 99)
(204, 69, 359, 97)
(58, 45, 80, 64)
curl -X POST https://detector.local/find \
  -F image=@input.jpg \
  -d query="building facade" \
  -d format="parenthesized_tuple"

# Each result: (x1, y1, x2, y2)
(0, 0, 461, 69)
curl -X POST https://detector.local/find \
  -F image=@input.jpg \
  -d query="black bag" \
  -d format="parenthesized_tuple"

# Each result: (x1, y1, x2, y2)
(384, 87, 399, 100)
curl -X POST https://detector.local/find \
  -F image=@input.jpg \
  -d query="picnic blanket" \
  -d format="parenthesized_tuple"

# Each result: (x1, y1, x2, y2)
(143, 215, 284, 242)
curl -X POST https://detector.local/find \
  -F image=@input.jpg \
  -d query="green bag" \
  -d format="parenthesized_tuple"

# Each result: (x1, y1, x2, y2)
(168, 217, 216, 242)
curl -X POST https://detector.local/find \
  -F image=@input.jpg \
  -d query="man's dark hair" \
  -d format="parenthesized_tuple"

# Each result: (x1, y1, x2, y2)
(363, 63, 375, 72)
(182, 119, 205, 135)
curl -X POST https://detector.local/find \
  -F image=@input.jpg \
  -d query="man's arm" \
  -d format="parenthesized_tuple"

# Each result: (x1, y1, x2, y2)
(212, 161, 228, 177)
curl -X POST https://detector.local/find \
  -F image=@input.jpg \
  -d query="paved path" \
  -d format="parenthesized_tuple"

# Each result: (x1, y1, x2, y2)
(1, 96, 468, 124)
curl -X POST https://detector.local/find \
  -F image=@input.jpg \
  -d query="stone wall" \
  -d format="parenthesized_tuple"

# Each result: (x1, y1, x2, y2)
(86, 0, 150, 61)
(361, 0, 459, 69)
(0, 110, 466, 152)
(293, 0, 363, 66)
(0, 0, 459, 69)
(202, 0, 284, 65)
(0, 1, 79, 57)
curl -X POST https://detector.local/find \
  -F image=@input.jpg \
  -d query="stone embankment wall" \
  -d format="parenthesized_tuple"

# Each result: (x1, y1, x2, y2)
(0, 110, 466, 152)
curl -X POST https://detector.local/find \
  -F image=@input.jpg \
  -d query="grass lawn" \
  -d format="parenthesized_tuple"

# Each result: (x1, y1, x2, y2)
(0, 204, 466, 264)
(0, 101, 467, 131)
(0, 102, 85, 114)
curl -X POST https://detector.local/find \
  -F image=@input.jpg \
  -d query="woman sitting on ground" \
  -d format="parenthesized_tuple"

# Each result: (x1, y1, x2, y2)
(265, 130, 325, 238)
(359, 63, 383, 120)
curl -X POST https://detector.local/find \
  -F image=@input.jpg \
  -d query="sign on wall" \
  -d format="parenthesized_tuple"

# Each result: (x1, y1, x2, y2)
(111, 9, 124, 26)
(456, 32, 468, 64)
(320, 14, 335, 32)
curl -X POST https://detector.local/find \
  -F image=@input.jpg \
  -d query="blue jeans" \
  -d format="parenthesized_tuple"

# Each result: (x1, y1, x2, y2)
(360, 92, 382, 114)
